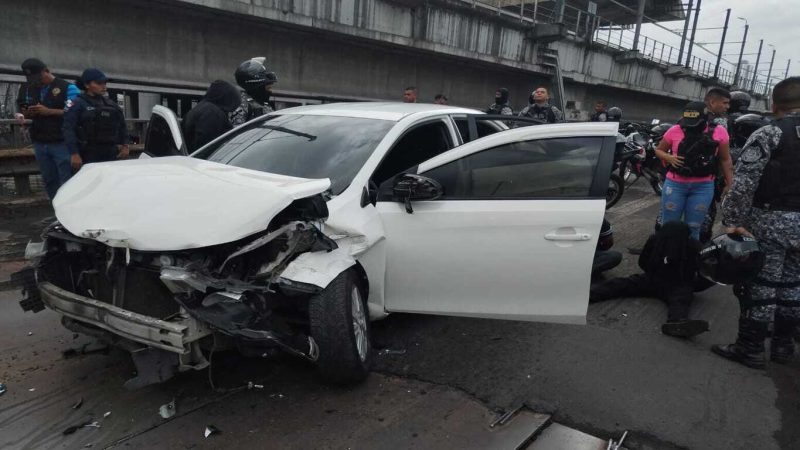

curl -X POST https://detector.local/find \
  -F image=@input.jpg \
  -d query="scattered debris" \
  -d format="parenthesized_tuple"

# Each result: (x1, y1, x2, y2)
(84, 421, 101, 429)
(378, 348, 407, 356)
(63, 419, 93, 435)
(72, 398, 84, 410)
(607, 430, 628, 450)
(247, 382, 264, 390)
(269, 393, 285, 399)
(27, 331, 33, 336)
(103, 411, 112, 418)
(159, 399, 176, 419)
(490, 405, 523, 428)
(28, 388, 35, 392)
(84, 444, 94, 448)
(204, 425, 221, 438)
(621, 313, 628, 318)
(0, 383, 6, 396)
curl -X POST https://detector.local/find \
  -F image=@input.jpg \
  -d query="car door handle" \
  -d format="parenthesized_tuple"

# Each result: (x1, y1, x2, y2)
(544, 232, 591, 241)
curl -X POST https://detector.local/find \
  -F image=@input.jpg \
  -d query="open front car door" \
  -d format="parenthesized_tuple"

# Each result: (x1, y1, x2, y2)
(376, 122, 618, 324)
(143, 105, 188, 157)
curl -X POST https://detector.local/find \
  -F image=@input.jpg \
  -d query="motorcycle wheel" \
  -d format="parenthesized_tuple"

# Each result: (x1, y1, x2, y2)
(606, 173, 624, 209)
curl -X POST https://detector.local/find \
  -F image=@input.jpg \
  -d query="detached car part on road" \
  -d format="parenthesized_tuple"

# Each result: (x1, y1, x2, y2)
(16, 103, 617, 387)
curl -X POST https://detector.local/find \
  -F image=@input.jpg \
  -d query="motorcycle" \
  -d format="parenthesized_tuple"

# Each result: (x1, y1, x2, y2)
(606, 132, 638, 209)
(620, 130, 664, 196)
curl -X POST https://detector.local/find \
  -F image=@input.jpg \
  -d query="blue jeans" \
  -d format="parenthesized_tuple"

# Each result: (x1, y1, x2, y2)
(33, 141, 73, 199)
(660, 178, 715, 241)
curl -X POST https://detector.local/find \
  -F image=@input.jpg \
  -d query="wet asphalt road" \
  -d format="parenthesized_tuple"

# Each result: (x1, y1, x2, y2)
(0, 183, 798, 449)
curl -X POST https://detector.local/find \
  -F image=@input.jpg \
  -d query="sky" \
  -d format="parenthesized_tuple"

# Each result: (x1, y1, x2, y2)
(638, 0, 798, 83)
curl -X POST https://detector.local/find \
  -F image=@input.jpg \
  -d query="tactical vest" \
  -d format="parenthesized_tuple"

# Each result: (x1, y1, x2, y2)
(753, 116, 800, 211)
(25, 78, 70, 143)
(79, 94, 122, 146)
(523, 104, 556, 123)
(669, 123, 719, 178)
(245, 98, 269, 121)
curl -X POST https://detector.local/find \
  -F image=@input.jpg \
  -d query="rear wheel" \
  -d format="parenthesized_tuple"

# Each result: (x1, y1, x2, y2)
(309, 269, 372, 384)
(606, 173, 624, 209)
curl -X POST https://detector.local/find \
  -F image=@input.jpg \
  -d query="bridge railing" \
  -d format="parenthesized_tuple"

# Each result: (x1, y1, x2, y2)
(475, 1, 742, 88)
(0, 118, 149, 150)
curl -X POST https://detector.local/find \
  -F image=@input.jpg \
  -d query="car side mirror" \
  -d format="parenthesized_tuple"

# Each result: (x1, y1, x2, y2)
(391, 174, 443, 214)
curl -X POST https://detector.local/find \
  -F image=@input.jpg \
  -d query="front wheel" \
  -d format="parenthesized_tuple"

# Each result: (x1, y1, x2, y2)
(606, 173, 624, 209)
(309, 270, 372, 384)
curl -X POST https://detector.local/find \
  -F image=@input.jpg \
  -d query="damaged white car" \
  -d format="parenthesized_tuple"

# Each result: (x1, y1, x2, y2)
(16, 103, 617, 387)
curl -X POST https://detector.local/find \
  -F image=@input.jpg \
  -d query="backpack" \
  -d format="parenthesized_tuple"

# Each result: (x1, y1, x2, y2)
(671, 122, 719, 177)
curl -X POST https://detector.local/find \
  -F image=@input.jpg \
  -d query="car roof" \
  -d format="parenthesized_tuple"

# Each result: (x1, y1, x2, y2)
(273, 102, 482, 121)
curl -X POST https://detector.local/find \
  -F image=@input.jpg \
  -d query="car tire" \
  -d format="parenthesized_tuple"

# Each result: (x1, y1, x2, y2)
(606, 173, 624, 209)
(309, 269, 372, 384)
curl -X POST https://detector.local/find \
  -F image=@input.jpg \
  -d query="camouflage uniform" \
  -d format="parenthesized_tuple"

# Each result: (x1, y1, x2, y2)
(518, 103, 563, 123)
(718, 112, 800, 365)
(487, 103, 513, 116)
(229, 91, 272, 127)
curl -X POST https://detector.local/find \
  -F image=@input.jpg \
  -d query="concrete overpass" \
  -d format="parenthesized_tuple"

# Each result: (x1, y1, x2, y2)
(0, 0, 766, 122)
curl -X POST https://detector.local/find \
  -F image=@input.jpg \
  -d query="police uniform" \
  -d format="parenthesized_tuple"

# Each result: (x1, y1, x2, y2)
(17, 74, 80, 199)
(486, 103, 513, 116)
(230, 91, 273, 126)
(63, 94, 127, 164)
(590, 111, 608, 122)
(719, 111, 800, 365)
(518, 103, 563, 123)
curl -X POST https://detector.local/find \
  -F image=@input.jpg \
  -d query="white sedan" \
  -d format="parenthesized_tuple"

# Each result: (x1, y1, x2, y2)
(19, 103, 617, 387)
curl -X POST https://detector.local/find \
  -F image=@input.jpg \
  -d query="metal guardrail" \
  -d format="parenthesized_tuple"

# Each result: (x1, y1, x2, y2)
(0, 118, 149, 150)
(473, 0, 764, 92)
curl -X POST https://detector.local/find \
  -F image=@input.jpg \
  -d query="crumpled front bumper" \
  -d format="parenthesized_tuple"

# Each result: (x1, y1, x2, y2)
(38, 282, 211, 354)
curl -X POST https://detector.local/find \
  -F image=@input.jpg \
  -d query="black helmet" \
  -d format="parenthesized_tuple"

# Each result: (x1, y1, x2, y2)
(729, 91, 751, 114)
(234, 57, 277, 102)
(607, 107, 622, 122)
(699, 233, 765, 285)
(650, 123, 672, 138)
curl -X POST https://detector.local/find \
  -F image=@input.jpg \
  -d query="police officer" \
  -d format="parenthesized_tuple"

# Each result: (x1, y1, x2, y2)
(518, 87, 563, 123)
(486, 88, 513, 116)
(62, 69, 128, 165)
(231, 57, 277, 126)
(17, 58, 80, 199)
(714, 77, 800, 369)
(590, 101, 608, 122)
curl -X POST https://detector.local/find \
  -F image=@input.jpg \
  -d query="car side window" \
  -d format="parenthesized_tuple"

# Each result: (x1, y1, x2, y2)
(453, 118, 503, 144)
(422, 137, 603, 199)
(372, 120, 453, 186)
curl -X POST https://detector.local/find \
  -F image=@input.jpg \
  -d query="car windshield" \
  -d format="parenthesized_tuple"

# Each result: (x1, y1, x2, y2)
(197, 114, 395, 194)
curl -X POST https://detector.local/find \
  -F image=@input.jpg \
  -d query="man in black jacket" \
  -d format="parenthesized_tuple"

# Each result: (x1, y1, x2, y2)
(183, 80, 241, 152)
(17, 58, 80, 199)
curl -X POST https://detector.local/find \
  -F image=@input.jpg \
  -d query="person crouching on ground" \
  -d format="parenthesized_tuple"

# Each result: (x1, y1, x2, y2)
(590, 221, 714, 338)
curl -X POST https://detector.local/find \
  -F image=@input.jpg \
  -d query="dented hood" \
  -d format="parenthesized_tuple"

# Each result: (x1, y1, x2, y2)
(53, 157, 330, 251)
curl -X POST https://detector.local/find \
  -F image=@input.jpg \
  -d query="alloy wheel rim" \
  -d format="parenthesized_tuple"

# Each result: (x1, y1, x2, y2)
(351, 287, 368, 362)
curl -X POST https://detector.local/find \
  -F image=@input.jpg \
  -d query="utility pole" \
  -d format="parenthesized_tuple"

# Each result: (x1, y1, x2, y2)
(677, 0, 694, 66)
(786, 59, 792, 78)
(684, 0, 702, 69)
(750, 39, 763, 92)
(714, 8, 730, 79)
(734, 22, 749, 86)
(764, 48, 776, 96)
(632, 0, 646, 51)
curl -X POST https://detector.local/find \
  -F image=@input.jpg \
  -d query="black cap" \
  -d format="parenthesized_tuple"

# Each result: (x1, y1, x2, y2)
(21, 58, 47, 77)
(81, 68, 108, 84)
(680, 101, 706, 127)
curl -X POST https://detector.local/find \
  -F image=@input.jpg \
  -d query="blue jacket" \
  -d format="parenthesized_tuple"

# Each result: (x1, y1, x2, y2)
(62, 94, 127, 155)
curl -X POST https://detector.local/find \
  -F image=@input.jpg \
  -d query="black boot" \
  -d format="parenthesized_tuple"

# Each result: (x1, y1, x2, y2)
(771, 312, 798, 365)
(662, 320, 710, 338)
(712, 318, 768, 369)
